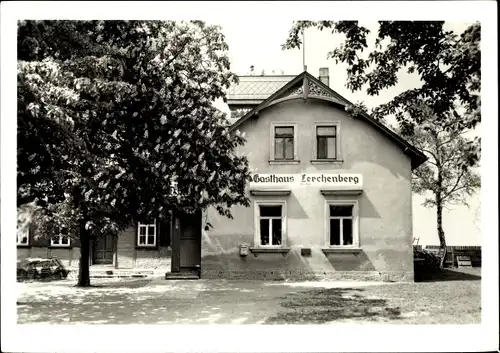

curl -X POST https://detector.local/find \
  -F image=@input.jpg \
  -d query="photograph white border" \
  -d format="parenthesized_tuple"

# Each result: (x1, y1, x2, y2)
(2, 2, 498, 353)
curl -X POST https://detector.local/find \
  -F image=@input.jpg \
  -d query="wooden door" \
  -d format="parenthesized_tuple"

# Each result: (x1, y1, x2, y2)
(171, 210, 201, 272)
(179, 211, 202, 269)
(93, 234, 114, 265)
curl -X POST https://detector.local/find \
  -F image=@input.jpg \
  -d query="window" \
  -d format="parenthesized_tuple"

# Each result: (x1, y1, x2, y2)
(254, 202, 287, 248)
(51, 235, 70, 247)
(137, 221, 157, 247)
(17, 227, 29, 246)
(329, 205, 353, 245)
(312, 122, 341, 163)
(326, 201, 359, 248)
(270, 123, 298, 163)
(317, 126, 337, 159)
(274, 126, 294, 160)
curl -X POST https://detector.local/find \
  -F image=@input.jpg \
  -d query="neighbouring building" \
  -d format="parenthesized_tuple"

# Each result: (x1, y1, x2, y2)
(17, 68, 427, 282)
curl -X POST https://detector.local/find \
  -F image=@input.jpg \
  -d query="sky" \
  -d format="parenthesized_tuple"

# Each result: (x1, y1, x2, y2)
(215, 20, 481, 246)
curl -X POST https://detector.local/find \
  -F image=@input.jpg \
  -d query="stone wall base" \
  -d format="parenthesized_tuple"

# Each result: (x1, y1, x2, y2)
(201, 269, 414, 282)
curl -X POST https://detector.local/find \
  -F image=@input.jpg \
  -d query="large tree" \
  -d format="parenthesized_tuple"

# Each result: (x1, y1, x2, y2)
(18, 20, 251, 286)
(282, 21, 481, 164)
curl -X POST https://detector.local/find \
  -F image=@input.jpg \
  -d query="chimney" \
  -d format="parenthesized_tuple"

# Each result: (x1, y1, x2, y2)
(319, 67, 329, 87)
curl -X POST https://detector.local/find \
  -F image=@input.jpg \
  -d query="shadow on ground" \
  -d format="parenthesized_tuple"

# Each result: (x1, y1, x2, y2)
(17, 279, 272, 324)
(415, 268, 481, 283)
(265, 287, 401, 324)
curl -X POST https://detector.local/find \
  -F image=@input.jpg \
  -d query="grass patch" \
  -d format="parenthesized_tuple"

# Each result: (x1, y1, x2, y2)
(267, 269, 481, 324)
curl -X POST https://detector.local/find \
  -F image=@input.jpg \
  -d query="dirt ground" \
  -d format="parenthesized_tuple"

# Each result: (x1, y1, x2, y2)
(17, 268, 481, 324)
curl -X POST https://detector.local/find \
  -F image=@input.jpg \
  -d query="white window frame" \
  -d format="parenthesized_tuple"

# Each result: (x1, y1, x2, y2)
(137, 220, 157, 247)
(254, 200, 287, 248)
(17, 227, 30, 246)
(270, 122, 299, 162)
(50, 235, 71, 247)
(325, 200, 359, 248)
(312, 121, 341, 161)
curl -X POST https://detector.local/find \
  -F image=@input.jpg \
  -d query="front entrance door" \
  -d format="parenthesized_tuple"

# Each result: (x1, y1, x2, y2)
(171, 210, 201, 273)
(93, 234, 114, 265)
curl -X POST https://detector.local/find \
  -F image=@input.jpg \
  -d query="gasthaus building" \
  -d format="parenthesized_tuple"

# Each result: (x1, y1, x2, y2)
(200, 68, 427, 282)
(17, 68, 426, 282)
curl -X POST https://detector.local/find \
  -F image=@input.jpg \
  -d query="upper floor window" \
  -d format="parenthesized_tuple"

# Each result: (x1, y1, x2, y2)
(274, 126, 294, 160)
(270, 123, 298, 163)
(316, 126, 337, 159)
(51, 235, 70, 247)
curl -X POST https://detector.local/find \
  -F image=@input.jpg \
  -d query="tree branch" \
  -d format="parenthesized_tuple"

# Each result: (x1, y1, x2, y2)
(442, 169, 466, 200)
(437, 130, 470, 148)
(419, 148, 439, 163)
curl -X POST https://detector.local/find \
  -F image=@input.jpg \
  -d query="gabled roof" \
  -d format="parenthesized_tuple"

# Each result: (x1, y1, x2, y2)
(229, 71, 427, 170)
(227, 75, 295, 103)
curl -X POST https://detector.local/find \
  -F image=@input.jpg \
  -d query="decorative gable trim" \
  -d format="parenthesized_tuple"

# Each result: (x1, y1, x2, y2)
(308, 80, 336, 100)
(288, 85, 304, 97)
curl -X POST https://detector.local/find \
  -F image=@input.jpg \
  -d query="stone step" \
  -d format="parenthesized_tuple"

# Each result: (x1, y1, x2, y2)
(66, 268, 166, 279)
(165, 272, 200, 280)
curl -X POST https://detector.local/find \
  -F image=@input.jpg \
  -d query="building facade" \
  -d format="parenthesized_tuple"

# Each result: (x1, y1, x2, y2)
(200, 68, 426, 281)
(17, 220, 173, 270)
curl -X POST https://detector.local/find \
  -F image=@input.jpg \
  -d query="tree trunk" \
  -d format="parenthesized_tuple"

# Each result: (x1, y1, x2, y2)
(77, 226, 91, 287)
(436, 196, 447, 270)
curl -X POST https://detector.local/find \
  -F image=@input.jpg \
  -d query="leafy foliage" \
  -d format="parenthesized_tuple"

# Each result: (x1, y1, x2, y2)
(18, 20, 252, 284)
(400, 112, 480, 208)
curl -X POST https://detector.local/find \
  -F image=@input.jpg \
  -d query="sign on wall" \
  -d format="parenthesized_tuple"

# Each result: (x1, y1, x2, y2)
(250, 173, 363, 188)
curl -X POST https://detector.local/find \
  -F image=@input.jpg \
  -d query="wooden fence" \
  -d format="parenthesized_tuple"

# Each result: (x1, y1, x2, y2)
(413, 245, 481, 267)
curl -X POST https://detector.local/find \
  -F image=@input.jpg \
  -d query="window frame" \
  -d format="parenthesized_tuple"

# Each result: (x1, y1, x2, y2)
(312, 121, 342, 162)
(270, 122, 299, 163)
(50, 235, 71, 247)
(137, 220, 157, 247)
(324, 199, 359, 248)
(316, 125, 337, 160)
(254, 200, 287, 248)
(17, 227, 30, 246)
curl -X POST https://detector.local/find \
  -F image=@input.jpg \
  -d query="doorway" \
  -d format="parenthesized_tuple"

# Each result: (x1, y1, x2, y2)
(93, 234, 115, 265)
(171, 210, 202, 274)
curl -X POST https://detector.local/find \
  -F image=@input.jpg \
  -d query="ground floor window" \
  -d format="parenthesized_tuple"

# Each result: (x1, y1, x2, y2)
(137, 221, 157, 247)
(254, 201, 286, 247)
(17, 227, 29, 246)
(327, 201, 359, 247)
(51, 235, 70, 247)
